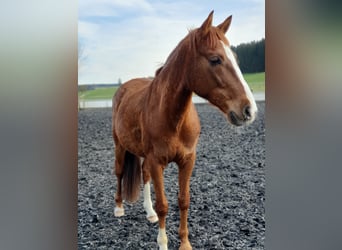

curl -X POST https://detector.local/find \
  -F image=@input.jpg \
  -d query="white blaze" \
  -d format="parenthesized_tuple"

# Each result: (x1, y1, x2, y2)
(221, 41, 258, 118)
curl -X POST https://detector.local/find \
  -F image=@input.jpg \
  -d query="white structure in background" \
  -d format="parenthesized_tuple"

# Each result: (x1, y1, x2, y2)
(79, 93, 264, 109)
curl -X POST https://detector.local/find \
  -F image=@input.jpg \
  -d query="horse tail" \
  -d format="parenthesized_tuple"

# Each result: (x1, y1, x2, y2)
(122, 151, 141, 203)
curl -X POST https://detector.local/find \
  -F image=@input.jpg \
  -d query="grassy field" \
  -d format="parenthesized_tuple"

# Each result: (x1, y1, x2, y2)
(78, 86, 118, 100)
(243, 72, 265, 92)
(79, 72, 265, 100)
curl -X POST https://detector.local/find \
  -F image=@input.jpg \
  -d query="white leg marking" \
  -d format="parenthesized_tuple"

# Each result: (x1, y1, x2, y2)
(221, 41, 258, 119)
(143, 182, 158, 223)
(157, 228, 168, 250)
(114, 206, 125, 217)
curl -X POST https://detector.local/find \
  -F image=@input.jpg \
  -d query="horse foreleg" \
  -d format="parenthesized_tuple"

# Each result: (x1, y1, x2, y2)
(177, 153, 195, 250)
(142, 160, 158, 223)
(149, 158, 168, 250)
(114, 146, 125, 217)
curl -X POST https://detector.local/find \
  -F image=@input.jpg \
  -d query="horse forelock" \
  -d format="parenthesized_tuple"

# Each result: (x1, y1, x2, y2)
(194, 26, 229, 50)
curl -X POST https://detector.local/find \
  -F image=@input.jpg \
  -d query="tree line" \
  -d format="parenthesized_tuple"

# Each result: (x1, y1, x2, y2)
(231, 38, 265, 73)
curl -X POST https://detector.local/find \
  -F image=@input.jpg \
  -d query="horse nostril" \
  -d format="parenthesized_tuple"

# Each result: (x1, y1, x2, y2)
(243, 105, 251, 120)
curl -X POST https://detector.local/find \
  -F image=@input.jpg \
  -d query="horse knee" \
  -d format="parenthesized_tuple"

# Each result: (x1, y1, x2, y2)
(178, 195, 190, 211)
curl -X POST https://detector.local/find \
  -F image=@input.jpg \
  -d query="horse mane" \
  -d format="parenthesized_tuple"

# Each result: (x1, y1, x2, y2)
(155, 66, 163, 76)
(151, 31, 196, 85)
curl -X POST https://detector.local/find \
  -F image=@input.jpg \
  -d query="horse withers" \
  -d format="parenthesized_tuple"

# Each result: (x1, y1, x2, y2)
(112, 11, 257, 250)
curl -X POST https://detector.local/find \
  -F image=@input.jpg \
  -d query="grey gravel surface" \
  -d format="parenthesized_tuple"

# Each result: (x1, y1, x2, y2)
(78, 102, 265, 250)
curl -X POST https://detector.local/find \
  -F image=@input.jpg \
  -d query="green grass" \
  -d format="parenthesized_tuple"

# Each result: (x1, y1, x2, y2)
(78, 72, 265, 100)
(79, 86, 118, 100)
(244, 72, 265, 92)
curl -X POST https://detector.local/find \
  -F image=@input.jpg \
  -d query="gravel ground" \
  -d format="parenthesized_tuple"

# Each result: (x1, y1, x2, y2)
(78, 102, 265, 250)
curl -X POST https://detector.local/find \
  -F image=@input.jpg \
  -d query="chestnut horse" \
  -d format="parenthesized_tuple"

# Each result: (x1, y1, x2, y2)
(112, 11, 257, 250)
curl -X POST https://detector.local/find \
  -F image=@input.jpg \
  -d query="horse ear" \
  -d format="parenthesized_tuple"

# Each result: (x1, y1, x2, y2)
(217, 15, 232, 34)
(200, 10, 214, 36)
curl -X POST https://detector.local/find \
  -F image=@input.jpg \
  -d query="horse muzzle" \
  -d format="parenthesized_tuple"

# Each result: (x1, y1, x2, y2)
(229, 105, 256, 126)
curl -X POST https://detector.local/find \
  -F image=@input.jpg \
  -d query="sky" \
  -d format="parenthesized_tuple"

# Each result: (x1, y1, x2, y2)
(78, 0, 265, 84)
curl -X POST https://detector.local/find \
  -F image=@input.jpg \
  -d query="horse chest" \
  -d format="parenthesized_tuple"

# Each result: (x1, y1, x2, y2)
(143, 122, 200, 163)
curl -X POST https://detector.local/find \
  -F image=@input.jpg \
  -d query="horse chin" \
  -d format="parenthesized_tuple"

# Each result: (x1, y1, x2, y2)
(227, 111, 256, 127)
(227, 111, 243, 126)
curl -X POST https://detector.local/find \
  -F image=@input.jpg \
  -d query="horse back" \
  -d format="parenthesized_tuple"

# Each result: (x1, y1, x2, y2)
(113, 78, 151, 112)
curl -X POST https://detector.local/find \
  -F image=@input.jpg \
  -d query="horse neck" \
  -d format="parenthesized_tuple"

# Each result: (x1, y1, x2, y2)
(151, 74, 192, 112)
(147, 40, 195, 128)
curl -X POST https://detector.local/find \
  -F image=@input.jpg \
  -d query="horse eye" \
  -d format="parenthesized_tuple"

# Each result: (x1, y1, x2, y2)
(209, 56, 221, 66)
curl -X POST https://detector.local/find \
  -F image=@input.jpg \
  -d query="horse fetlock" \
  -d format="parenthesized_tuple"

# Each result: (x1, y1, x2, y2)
(179, 240, 192, 250)
(178, 228, 189, 241)
(143, 199, 158, 222)
(145, 207, 158, 223)
(143, 200, 154, 212)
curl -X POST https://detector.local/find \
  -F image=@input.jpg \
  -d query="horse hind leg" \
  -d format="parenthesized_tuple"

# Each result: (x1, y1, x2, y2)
(114, 145, 125, 217)
(142, 159, 158, 223)
(146, 156, 169, 249)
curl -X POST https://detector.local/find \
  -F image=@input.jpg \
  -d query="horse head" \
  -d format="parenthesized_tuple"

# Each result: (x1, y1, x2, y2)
(188, 11, 258, 126)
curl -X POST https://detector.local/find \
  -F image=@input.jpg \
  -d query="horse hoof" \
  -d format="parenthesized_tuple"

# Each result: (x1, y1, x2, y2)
(179, 241, 192, 250)
(147, 215, 159, 223)
(114, 207, 125, 217)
